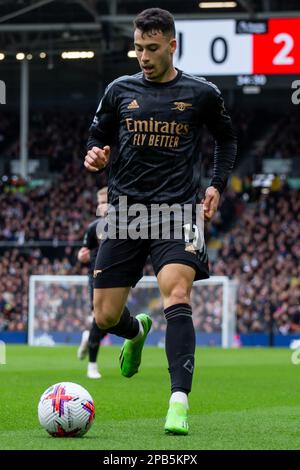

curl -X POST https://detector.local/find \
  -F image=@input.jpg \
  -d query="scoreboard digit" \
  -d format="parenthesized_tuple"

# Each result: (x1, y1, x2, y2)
(253, 18, 300, 74)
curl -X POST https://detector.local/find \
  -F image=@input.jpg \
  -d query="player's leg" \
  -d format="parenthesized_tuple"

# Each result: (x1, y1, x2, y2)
(93, 237, 152, 368)
(87, 273, 104, 378)
(94, 291, 152, 378)
(93, 286, 131, 330)
(119, 310, 152, 378)
(78, 274, 97, 362)
(151, 211, 209, 434)
(77, 274, 106, 378)
(77, 329, 90, 360)
(157, 263, 195, 435)
(87, 319, 107, 379)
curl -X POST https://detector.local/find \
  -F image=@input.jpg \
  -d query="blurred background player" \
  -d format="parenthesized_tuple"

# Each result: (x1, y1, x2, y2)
(77, 187, 108, 379)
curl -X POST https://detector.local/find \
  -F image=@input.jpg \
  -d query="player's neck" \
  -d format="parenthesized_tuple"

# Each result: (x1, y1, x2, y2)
(148, 67, 178, 84)
(162, 67, 178, 83)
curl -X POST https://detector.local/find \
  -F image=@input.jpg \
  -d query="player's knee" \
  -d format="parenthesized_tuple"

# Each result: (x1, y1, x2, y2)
(96, 319, 116, 330)
(93, 311, 118, 330)
(164, 286, 190, 306)
(93, 301, 119, 330)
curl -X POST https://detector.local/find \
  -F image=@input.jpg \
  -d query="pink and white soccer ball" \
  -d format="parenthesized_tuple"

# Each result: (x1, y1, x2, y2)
(38, 382, 95, 437)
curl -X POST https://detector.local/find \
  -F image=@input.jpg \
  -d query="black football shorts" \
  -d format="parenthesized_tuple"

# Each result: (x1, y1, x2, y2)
(93, 235, 209, 288)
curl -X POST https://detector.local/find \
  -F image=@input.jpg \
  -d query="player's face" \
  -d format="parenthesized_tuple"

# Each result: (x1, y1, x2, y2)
(97, 193, 108, 217)
(134, 29, 177, 82)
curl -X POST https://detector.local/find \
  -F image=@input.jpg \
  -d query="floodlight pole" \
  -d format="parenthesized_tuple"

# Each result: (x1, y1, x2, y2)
(20, 58, 29, 180)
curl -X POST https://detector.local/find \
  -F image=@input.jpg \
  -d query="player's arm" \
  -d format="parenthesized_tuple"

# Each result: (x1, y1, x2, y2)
(77, 225, 93, 263)
(85, 84, 118, 172)
(203, 87, 237, 221)
(84, 146, 110, 173)
(78, 247, 90, 263)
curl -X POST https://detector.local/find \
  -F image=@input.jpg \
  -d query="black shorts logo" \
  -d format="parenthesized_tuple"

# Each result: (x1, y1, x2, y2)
(93, 269, 102, 278)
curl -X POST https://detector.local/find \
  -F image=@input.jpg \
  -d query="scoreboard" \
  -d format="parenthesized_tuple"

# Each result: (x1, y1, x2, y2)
(174, 18, 300, 76)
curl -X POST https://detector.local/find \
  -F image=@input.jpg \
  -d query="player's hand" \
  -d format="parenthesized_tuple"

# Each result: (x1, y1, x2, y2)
(202, 186, 220, 222)
(78, 247, 91, 263)
(84, 146, 110, 172)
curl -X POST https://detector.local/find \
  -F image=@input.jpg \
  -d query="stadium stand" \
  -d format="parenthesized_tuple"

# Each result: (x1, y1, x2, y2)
(1, 64, 300, 336)
(212, 186, 300, 334)
(1, 105, 300, 334)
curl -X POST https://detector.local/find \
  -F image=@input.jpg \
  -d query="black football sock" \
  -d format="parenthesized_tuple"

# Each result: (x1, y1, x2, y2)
(106, 306, 140, 339)
(88, 319, 107, 362)
(164, 303, 195, 395)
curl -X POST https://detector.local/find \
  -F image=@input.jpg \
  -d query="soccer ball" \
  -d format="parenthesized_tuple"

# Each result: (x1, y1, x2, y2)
(38, 382, 95, 437)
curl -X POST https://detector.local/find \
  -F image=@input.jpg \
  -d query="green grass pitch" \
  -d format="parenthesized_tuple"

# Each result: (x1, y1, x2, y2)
(0, 345, 299, 450)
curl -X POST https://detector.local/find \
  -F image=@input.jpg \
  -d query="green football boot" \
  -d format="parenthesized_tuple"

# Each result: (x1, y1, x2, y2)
(119, 313, 152, 378)
(164, 402, 189, 435)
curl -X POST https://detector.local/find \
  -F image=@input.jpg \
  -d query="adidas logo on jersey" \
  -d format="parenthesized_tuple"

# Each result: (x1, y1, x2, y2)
(128, 99, 139, 109)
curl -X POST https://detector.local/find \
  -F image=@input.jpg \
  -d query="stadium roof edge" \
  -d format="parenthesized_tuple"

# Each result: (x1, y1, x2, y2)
(1, 10, 300, 32)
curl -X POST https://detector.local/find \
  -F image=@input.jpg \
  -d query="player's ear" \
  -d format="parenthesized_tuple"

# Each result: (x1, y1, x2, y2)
(170, 38, 177, 54)
(169, 38, 177, 54)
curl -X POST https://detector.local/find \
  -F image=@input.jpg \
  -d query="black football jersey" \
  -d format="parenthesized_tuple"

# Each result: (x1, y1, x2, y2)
(88, 70, 237, 205)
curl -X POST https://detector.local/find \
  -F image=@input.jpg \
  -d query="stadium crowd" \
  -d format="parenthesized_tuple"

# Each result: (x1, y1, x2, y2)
(2, 105, 256, 177)
(1, 108, 300, 336)
(2, 184, 300, 335)
(3, 110, 92, 172)
(0, 247, 86, 331)
(260, 109, 300, 160)
(1, 103, 253, 244)
(0, 162, 105, 242)
(212, 186, 300, 334)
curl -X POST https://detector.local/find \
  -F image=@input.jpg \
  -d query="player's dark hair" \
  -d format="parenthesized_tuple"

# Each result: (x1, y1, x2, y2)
(134, 8, 175, 38)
